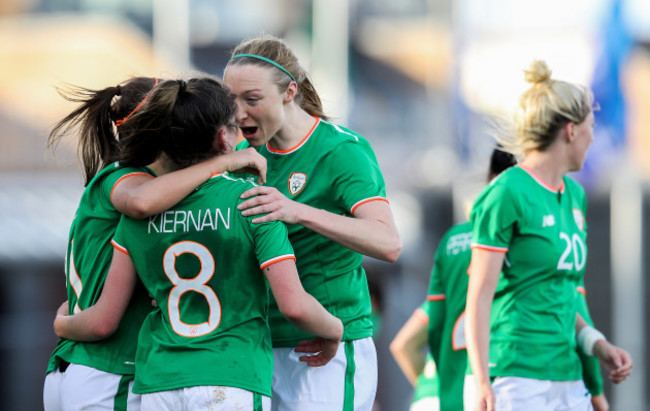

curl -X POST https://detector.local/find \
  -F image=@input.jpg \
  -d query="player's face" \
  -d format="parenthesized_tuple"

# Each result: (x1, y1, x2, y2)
(223, 64, 287, 148)
(569, 111, 594, 171)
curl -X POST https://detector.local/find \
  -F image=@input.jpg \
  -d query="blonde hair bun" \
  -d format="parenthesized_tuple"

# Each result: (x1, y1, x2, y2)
(524, 60, 552, 85)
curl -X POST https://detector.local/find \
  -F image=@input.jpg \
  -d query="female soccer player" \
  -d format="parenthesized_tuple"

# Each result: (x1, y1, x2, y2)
(43, 77, 268, 411)
(465, 60, 632, 411)
(53, 77, 343, 411)
(223, 34, 402, 410)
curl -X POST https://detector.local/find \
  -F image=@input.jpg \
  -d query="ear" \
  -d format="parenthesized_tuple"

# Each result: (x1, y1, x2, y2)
(213, 126, 227, 152)
(283, 80, 298, 104)
(564, 122, 575, 143)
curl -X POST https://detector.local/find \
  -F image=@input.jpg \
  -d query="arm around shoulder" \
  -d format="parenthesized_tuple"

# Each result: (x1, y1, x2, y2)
(112, 149, 267, 219)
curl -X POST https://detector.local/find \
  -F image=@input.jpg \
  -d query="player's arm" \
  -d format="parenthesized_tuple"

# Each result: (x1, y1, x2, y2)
(389, 308, 428, 386)
(575, 312, 633, 384)
(238, 190, 401, 262)
(466, 247, 504, 411)
(113, 148, 267, 219)
(53, 248, 136, 341)
(263, 258, 343, 366)
(575, 288, 605, 397)
(591, 394, 610, 411)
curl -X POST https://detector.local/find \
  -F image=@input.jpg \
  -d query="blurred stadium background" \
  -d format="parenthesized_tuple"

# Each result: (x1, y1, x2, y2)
(1, 0, 649, 409)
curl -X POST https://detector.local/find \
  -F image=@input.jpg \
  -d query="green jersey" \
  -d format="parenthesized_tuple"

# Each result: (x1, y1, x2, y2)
(112, 173, 295, 396)
(426, 222, 471, 411)
(470, 165, 587, 381)
(46, 163, 153, 376)
(237, 118, 388, 346)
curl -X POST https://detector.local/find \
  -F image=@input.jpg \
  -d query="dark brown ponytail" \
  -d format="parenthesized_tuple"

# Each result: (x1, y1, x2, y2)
(48, 77, 158, 185)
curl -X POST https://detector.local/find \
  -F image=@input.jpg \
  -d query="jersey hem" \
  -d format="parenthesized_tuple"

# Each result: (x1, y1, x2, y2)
(133, 379, 271, 397)
(489, 369, 583, 381)
(271, 329, 373, 348)
(51, 353, 135, 377)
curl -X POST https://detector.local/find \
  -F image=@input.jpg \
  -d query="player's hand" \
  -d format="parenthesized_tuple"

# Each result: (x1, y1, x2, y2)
(294, 337, 340, 367)
(238, 186, 302, 224)
(594, 340, 633, 383)
(591, 393, 610, 411)
(218, 148, 267, 184)
(56, 301, 69, 316)
(476, 382, 496, 411)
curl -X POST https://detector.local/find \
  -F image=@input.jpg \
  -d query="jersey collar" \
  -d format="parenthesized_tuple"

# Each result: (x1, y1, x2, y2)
(518, 165, 565, 194)
(266, 117, 320, 155)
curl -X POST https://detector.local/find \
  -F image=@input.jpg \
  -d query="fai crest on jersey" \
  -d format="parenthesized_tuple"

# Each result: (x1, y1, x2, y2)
(288, 172, 307, 195)
(573, 209, 585, 231)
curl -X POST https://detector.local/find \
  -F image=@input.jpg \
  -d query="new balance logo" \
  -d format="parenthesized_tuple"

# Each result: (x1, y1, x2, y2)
(543, 215, 555, 227)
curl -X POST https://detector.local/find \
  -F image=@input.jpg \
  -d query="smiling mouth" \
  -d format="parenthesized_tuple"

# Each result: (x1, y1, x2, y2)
(240, 126, 258, 138)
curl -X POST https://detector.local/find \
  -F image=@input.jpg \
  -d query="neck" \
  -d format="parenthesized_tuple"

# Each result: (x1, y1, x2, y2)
(148, 153, 178, 176)
(268, 106, 317, 151)
(520, 147, 569, 189)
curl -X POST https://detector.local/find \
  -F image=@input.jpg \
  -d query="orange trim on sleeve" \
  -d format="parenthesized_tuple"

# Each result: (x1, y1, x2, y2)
(427, 294, 445, 302)
(110, 172, 155, 204)
(577, 286, 586, 296)
(111, 239, 129, 255)
(350, 197, 389, 215)
(260, 254, 296, 270)
(471, 244, 508, 253)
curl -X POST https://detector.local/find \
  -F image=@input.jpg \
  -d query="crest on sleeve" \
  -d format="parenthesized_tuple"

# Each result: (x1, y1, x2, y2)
(573, 209, 585, 232)
(288, 172, 307, 195)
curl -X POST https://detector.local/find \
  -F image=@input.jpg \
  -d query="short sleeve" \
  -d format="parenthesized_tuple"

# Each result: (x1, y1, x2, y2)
(327, 140, 387, 215)
(100, 165, 154, 208)
(470, 182, 519, 251)
(427, 242, 447, 299)
(111, 214, 130, 254)
(415, 301, 430, 324)
(251, 220, 295, 269)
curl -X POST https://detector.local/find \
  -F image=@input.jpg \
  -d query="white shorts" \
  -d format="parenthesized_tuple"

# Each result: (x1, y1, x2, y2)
(271, 337, 377, 411)
(464, 375, 592, 411)
(43, 363, 140, 411)
(140, 385, 270, 411)
(410, 396, 440, 411)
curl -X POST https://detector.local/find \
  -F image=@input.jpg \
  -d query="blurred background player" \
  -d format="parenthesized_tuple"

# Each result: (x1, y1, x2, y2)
(390, 147, 516, 411)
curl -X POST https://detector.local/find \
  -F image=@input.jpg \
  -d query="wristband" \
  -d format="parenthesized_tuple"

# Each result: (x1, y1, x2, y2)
(577, 326, 606, 356)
